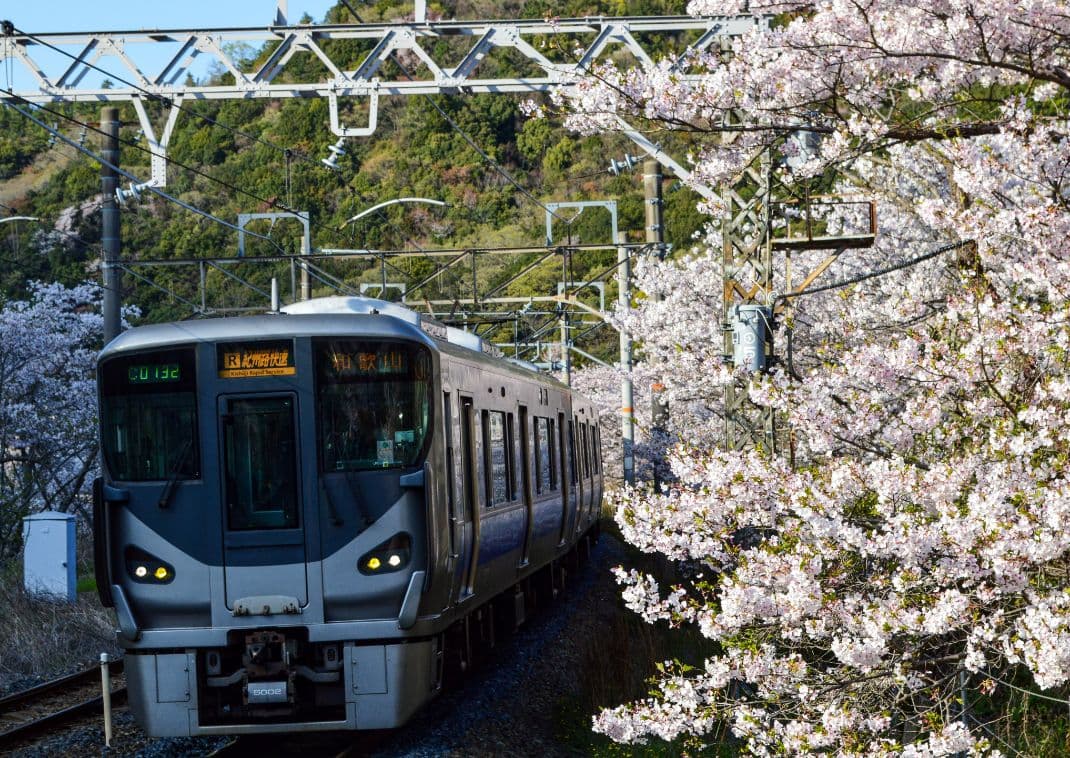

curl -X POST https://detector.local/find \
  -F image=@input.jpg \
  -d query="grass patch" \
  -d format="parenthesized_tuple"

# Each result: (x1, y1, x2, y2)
(0, 558, 118, 687)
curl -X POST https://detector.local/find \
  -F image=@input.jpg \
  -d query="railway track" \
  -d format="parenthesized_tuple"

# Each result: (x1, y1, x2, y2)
(0, 660, 127, 750)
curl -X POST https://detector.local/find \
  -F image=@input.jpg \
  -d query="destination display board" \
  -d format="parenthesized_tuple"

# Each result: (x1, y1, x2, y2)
(326, 347, 409, 378)
(318, 341, 433, 384)
(101, 348, 196, 396)
(217, 340, 296, 378)
(127, 363, 181, 384)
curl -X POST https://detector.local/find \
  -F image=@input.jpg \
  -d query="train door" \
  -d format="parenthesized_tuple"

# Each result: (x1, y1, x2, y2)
(219, 394, 308, 611)
(580, 422, 592, 532)
(443, 391, 463, 603)
(518, 405, 532, 567)
(459, 395, 479, 598)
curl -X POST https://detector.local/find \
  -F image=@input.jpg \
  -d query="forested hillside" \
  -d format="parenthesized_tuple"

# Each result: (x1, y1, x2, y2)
(0, 0, 707, 357)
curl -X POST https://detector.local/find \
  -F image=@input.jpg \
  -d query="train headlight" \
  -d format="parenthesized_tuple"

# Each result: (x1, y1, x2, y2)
(125, 547, 175, 584)
(358, 533, 412, 575)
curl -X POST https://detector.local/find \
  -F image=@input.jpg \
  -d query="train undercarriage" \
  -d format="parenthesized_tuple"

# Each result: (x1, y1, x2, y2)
(124, 531, 597, 736)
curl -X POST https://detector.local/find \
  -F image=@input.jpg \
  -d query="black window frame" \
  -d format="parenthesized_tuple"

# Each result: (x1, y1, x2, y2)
(313, 338, 434, 473)
(99, 347, 201, 483)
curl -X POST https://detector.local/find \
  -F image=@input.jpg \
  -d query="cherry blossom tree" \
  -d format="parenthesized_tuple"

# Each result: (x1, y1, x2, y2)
(550, 1, 1070, 754)
(0, 282, 105, 561)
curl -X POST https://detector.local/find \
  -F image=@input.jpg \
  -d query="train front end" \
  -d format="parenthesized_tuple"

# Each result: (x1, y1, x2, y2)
(93, 315, 447, 736)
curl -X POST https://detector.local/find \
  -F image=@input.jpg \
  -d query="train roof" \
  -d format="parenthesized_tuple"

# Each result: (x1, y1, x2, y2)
(98, 297, 573, 393)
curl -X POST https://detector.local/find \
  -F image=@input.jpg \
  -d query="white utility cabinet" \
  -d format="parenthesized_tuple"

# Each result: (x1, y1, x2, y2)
(22, 511, 77, 602)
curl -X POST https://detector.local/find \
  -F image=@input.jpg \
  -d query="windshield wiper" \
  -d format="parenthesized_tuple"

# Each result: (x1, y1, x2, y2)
(158, 438, 194, 510)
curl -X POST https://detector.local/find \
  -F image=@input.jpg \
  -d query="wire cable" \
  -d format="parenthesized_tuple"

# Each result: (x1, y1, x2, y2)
(12, 26, 321, 169)
(6, 101, 287, 255)
(777, 240, 972, 301)
(982, 669, 1070, 706)
(1, 89, 309, 220)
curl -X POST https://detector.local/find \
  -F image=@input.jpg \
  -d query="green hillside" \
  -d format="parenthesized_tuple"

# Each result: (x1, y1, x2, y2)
(0, 0, 709, 367)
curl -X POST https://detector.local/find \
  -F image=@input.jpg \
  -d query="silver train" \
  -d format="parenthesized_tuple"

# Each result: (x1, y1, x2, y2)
(92, 296, 603, 736)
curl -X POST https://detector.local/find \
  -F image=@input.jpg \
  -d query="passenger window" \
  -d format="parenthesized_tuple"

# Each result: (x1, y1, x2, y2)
(533, 417, 543, 496)
(444, 392, 454, 516)
(582, 424, 590, 479)
(484, 410, 509, 506)
(568, 420, 577, 486)
(548, 418, 558, 491)
(535, 417, 551, 494)
(507, 413, 517, 500)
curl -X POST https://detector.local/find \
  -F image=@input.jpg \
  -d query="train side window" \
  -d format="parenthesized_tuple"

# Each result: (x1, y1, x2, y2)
(519, 406, 531, 503)
(548, 418, 558, 491)
(533, 417, 543, 495)
(443, 392, 455, 516)
(581, 424, 591, 479)
(535, 417, 551, 494)
(568, 420, 577, 486)
(484, 410, 508, 506)
(460, 397, 476, 516)
(593, 425, 601, 474)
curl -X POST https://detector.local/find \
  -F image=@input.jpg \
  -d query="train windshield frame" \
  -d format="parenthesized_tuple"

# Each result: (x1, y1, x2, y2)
(314, 338, 433, 472)
(99, 348, 200, 482)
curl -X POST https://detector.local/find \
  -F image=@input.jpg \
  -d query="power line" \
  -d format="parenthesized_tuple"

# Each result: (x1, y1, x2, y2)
(12, 26, 321, 170)
(2, 89, 309, 222)
(3, 89, 359, 262)
(778, 240, 972, 301)
(6, 101, 288, 255)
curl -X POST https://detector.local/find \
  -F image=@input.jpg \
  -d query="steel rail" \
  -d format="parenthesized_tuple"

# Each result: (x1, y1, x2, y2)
(0, 660, 126, 749)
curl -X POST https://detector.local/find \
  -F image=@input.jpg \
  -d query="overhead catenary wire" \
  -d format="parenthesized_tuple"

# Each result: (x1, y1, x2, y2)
(6, 101, 288, 256)
(1, 89, 310, 223)
(777, 239, 973, 302)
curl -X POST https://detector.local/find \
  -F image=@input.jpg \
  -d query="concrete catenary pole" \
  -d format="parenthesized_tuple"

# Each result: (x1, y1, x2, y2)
(101, 107, 122, 343)
(644, 159, 669, 486)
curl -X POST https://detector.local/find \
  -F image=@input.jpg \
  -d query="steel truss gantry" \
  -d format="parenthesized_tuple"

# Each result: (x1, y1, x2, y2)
(0, 15, 759, 187)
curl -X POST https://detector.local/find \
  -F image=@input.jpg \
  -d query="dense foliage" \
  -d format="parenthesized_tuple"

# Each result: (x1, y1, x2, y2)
(0, 283, 106, 561)
(553, 0, 1070, 754)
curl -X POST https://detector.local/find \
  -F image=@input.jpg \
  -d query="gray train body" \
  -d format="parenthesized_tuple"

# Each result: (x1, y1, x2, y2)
(93, 297, 603, 736)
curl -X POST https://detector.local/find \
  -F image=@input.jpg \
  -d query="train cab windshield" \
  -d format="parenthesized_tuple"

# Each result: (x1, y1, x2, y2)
(99, 348, 200, 482)
(315, 339, 433, 471)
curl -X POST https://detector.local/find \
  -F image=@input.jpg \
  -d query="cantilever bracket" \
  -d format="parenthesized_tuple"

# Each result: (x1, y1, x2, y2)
(328, 89, 380, 138)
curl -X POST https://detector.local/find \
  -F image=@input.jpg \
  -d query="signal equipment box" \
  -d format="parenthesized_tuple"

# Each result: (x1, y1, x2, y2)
(22, 511, 77, 602)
